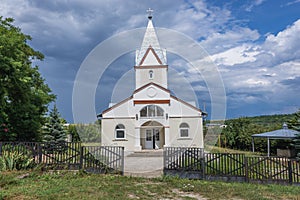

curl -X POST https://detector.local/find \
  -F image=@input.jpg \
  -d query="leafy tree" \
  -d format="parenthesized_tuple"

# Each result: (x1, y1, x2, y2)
(66, 121, 101, 143)
(221, 118, 252, 150)
(74, 121, 101, 143)
(221, 117, 280, 153)
(67, 124, 81, 142)
(43, 105, 66, 143)
(0, 17, 55, 141)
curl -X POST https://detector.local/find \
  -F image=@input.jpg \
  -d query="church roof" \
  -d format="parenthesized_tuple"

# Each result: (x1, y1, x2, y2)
(135, 15, 167, 66)
(101, 82, 202, 115)
(133, 82, 170, 94)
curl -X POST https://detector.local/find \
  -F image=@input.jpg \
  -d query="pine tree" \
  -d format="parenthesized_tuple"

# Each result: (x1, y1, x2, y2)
(289, 110, 300, 159)
(43, 105, 66, 144)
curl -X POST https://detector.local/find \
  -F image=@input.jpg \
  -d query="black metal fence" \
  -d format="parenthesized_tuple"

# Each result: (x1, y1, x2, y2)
(0, 142, 124, 174)
(164, 147, 300, 185)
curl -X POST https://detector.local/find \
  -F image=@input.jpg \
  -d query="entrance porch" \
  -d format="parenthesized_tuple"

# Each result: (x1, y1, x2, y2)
(140, 121, 165, 150)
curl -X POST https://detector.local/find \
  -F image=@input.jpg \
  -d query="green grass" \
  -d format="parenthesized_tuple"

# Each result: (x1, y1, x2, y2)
(0, 170, 300, 200)
(206, 145, 262, 155)
(82, 142, 101, 146)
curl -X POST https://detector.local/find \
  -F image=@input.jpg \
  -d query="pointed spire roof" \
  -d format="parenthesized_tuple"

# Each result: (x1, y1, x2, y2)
(135, 10, 167, 66)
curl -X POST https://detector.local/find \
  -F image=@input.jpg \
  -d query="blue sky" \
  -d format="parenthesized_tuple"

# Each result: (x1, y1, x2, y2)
(1, 0, 300, 122)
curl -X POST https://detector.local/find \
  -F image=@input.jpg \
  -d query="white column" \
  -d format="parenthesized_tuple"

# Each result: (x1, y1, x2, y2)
(164, 127, 170, 147)
(134, 127, 141, 151)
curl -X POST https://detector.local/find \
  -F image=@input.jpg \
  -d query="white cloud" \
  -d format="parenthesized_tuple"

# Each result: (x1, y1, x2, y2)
(286, 0, 300, 6)
(263, 19, 300, 63)
(205, 18, 300, 111)
(245, 0, 266, 11)
(200, 28, 260, 54)
(1, 0, 299, 119)
(169, 1, 232, 39)
(211, 44, 259, 66)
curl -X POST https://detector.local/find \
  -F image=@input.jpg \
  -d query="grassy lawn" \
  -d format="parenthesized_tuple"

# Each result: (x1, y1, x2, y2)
(0, 170, 300, 200)
(205, 145, 263, 156)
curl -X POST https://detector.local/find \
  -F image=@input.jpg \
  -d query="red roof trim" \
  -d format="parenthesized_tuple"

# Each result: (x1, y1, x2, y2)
(139, 46, 163, 66)
(134, 100, 170, 105)
(133, 82, 170, 94)
(102, 96, 133, 114)
(134, 65, 168, 69)
(170, 95, 202, 112)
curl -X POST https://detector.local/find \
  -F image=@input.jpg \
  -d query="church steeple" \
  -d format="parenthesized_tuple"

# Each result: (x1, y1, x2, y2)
(135, 9, 168, 89)
(135, 9, 167, 66)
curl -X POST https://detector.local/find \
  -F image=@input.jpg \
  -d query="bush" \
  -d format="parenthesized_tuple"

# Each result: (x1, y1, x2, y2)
(0, 149, 36, 171)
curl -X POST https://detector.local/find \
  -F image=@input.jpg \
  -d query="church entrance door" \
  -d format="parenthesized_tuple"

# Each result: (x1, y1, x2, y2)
(145, 129, 160, 149)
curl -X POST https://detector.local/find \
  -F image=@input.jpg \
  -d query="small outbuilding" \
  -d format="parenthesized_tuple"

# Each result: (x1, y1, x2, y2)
(252, 123, 299, 157)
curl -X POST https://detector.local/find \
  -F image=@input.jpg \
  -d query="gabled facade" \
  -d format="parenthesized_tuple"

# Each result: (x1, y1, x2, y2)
(101, 14, 204, 151)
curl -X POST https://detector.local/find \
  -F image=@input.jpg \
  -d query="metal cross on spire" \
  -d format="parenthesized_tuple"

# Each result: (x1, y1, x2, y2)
(147, 8, 153, 19)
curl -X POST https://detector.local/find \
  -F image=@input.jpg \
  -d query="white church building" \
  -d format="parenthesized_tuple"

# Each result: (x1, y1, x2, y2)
(100, 13, 204, 151)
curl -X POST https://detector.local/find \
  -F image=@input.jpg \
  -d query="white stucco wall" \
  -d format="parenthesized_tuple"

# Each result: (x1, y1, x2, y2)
(103, 99, 135, 118)
(168, 117, 203, 148)
(135, 67, 167, 89)
(101, 84, 204, 151)
(101, 118, 137, 151)
(133, 84, 169, 100)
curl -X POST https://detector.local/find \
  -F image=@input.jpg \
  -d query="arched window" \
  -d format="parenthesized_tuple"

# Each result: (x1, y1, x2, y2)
(179, 123, 189, 137)
(149, 70, 153, 79)
(140, 105, 164, 118)
(115, 124, 125, 139)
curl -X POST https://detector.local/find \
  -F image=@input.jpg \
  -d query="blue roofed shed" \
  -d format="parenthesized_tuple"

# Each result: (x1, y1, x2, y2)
(251, 123, 299, 156)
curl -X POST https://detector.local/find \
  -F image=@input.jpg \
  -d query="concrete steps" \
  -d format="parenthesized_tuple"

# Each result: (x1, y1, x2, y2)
(124, 169, 163, 178)
(124, 150, 164, 178)
(127, 150, 163, 157)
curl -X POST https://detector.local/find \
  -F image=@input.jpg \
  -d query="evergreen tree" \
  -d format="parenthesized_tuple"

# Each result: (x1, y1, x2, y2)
(43, 105, 66, 143)
(289, 111, 300, 159)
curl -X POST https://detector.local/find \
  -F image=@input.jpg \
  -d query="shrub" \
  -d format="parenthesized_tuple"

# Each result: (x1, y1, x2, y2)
(0, 150, 36, 171)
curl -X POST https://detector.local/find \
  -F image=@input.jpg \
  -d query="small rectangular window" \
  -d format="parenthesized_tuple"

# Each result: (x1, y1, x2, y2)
(146, 131, 152, 141)
(149, 70, 153, 79)
(140, 108, 147, 117)
(180, 129, 189, 137)
(155, 132, 159, 141)
(148, 105, 155, 117)
(116, 130, 125, 139)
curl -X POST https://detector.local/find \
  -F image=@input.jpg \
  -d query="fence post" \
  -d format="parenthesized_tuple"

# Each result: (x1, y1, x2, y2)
(201, 154, 206, 180)
(244, 157, 249, 183)
(38, 143, 42, 164)
(79, 146, 84, 170)
(163, 147, 166, 173)
(0, 142, 2, 156)
(121, 147, 125, 175)
(288, 160, 293, 185)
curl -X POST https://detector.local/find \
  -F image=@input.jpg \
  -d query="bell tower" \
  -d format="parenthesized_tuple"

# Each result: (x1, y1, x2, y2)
(135, 9, 168, 89)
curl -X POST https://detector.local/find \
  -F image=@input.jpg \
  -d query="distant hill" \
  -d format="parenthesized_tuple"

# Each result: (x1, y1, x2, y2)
(227, 113, 296, 129)
(207, 113, 296, 129)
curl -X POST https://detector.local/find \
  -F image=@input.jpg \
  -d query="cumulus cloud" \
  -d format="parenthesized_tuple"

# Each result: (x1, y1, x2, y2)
(211, 44, 260, 66)
(263, 20, 300, 63)
(1, 0, 299, 120)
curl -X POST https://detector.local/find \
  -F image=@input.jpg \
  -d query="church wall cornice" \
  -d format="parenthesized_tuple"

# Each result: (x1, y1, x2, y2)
(134, 65, 168, 69)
